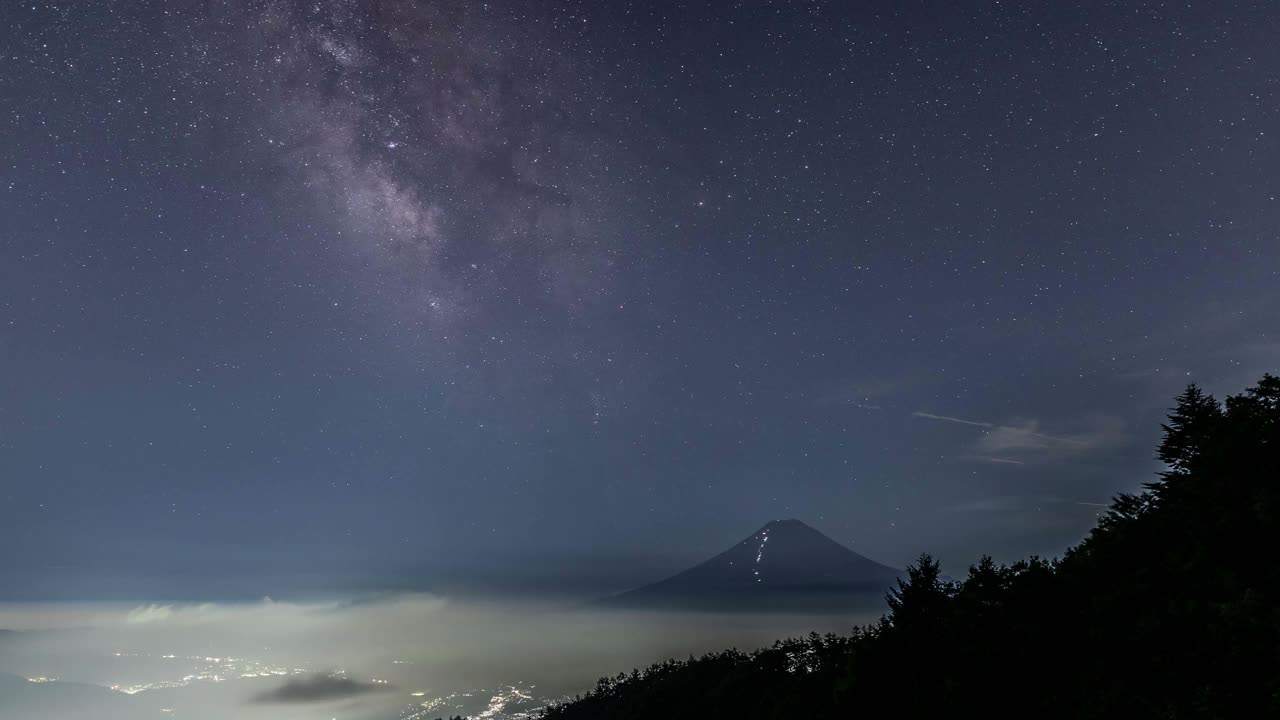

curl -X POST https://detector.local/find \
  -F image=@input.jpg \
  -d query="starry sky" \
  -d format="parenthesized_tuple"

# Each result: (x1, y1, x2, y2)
(3, 0, 1278, 601)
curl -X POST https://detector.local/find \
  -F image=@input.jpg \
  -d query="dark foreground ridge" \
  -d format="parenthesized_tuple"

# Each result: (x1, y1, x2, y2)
(544, 375, 1280, 719)
(601, 518, 900, 612)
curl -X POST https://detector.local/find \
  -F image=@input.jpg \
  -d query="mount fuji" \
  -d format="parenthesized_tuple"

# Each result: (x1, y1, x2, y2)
(602, 519, 901, 612)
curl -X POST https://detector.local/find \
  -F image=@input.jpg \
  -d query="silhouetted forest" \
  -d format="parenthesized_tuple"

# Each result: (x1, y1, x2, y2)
(541, 375, 1280, 719)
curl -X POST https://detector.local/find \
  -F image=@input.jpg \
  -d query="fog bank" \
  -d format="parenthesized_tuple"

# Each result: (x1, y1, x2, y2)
(0, 594, 877, 720)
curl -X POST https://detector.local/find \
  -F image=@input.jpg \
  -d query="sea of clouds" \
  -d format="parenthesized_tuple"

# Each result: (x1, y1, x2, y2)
(0, 594, 871, 720)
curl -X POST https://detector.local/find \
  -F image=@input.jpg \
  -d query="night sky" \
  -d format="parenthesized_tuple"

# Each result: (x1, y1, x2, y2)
(3, 0, 1278, 602)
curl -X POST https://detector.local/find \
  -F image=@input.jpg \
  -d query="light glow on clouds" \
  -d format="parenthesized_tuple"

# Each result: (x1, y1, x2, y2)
(0, 595, 868, 720)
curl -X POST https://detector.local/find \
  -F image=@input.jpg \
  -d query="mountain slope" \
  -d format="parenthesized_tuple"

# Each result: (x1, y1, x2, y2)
(543, 376, 1280, 720)
(603, 519, 900, 612)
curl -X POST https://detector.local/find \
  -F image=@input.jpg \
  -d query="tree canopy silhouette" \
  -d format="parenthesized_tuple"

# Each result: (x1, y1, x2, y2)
(541, 374, 1280, 720)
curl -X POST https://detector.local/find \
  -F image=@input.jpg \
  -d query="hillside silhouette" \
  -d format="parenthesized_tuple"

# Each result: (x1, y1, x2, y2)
(542, 375, 1280, 719)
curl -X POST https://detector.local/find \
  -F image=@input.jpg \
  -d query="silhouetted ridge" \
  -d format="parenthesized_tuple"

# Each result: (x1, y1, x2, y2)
(602, 518, 900, 612)
(548, 375, 1280, 720)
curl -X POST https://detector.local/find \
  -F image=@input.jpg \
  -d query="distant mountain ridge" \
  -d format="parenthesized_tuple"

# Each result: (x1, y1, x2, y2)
(602, 519, 900, 612)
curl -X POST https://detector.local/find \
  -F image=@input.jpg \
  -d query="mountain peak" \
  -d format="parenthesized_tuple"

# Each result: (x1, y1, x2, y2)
(757, 518, 831, 537)
(762, 518, 808, 529)
(603, 520, 900, 612)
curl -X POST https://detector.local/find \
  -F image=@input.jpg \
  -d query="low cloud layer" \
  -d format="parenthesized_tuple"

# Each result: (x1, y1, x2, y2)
(254, 674, 392, 704)
(0, 595, 870, 720)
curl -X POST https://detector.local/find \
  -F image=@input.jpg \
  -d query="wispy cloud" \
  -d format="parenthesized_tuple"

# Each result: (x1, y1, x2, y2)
(947, 496, 1113, 514)
(980, 419, 1083, 452)
(911, 412, 994, 429)
(978, 457, 1026, 465)
(126, 604, 174, 624)
(914, 411, 1127, 462)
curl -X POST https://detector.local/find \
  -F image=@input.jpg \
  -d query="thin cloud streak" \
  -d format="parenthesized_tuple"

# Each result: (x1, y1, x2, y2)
(914, 411, 1081, 447)
(980, 457, 1026, 465)
(913, 411, 1126, 456)
(911, 412, 994, 429)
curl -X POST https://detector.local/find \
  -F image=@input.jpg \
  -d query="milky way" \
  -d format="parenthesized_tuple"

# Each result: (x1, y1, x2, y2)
(198, 1, 645, 338)
(2, 0, 1278, 600)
